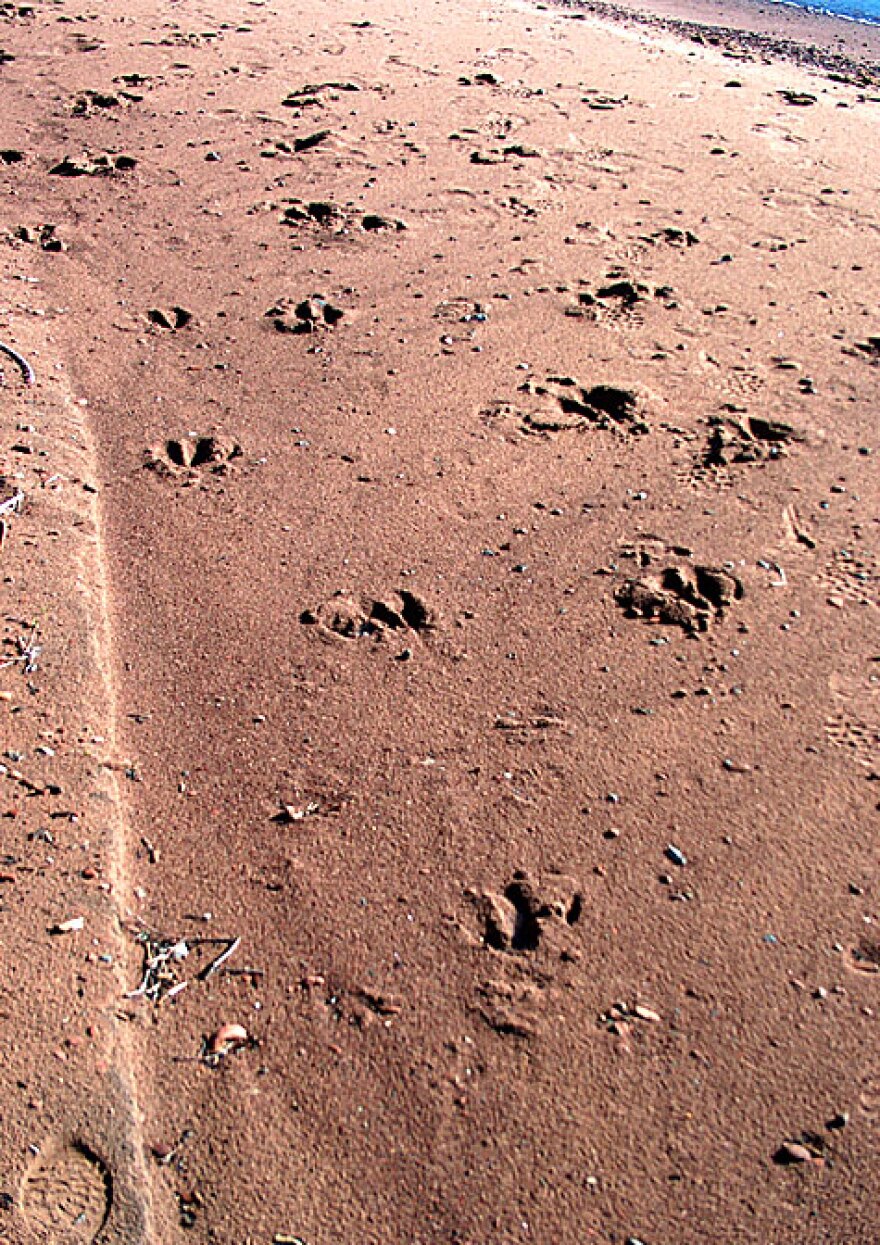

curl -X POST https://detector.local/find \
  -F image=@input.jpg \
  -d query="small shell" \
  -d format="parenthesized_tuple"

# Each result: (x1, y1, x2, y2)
(207, 1022, 248, 1055)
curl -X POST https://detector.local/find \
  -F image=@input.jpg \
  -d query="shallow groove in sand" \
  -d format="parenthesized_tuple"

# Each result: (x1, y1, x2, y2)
(36, 382, 153, 1242)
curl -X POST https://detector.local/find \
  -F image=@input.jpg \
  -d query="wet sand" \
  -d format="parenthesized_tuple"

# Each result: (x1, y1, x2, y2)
(0, 0, 877, 1241)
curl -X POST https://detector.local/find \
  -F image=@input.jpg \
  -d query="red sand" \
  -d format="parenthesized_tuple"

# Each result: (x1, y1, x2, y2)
(0, 0, 877, 1241)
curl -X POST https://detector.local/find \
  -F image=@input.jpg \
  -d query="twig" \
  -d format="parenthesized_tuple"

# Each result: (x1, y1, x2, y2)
(0, 339, 35, 386)
(0, 622, 41, 672)
(0, 763, 45, 794)
(197, 935, 241, 981)
(0, 490, 24, 517)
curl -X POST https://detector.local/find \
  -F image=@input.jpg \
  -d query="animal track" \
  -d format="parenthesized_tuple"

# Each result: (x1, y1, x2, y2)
(264, 295, 344, 333)
(817, 548, 878, 608)
(565, 276, 676, 324)
(147, 305, 192, 331)
(614, 538, 744, 633)
(846, 937, 880, 976)
(486, 375, 651, 436)
(5, 222, 65, 252)
(19, 1139, 112, 1242)
(474, 870, 582, 955)
(300, 589, 435, 642)
(49, 152, 137, 176)
(146, 433, 242, 479)
(279, 200, 406, 234)
(476, 975, 547, 1037)
(825, 671, 879, 769)
(702, 412, 803, 467)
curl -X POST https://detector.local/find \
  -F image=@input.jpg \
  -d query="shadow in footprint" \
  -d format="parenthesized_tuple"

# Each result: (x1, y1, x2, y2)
(300, 589, 435, 644)
(147, 306, 192, 331)
(146, 433, 241, 479)
(478, 869, 583, 954)
(615, 539, 743, 633)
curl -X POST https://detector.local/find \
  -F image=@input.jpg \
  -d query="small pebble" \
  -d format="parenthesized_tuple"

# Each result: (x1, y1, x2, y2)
(633, 1005, 661, 1023)
(775, 1141, 813, 1165)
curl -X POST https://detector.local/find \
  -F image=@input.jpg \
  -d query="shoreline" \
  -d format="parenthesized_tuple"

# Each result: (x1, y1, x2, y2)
(546, 0, 880, 84)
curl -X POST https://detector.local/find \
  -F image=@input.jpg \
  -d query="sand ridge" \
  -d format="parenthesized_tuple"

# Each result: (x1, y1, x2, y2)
(0, 0, 878, 1240)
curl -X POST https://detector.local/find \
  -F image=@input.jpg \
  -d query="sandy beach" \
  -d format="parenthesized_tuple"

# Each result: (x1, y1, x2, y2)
(0, 0, 877, 1241)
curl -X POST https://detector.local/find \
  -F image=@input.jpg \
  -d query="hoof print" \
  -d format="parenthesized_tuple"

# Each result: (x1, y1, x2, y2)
(147, 305, 192, 330)
(475, 870, 582, 955)
(615, 541, 743, 633)
(147, 433, 241, 479)
(20, 1139, 112, 1242)
(301, 589, 435, 643)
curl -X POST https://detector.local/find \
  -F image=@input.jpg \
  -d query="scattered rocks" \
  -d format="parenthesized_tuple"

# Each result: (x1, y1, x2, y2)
(280, 199, 346, 227)
(71, 89, 129, 115)
(566, 277, 676, 321)
(644, 225, 700, 246)
(847, 335, 880, 361)
(599, 1001, 663, 1032)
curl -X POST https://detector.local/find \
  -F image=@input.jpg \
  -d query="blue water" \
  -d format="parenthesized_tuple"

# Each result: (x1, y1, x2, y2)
(770, 0, 880, 26)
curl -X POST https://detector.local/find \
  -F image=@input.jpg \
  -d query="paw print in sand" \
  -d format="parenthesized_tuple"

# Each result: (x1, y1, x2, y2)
(300, 589, 435, 645)
(614, 539, 743, 633)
